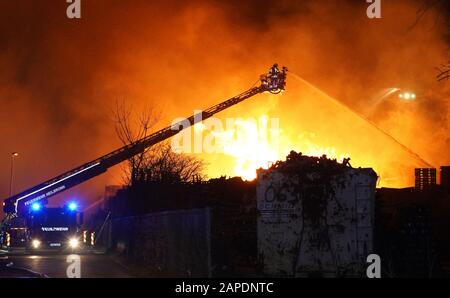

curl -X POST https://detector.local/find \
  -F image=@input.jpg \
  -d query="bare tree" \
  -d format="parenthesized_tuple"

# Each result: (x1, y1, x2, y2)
(135, 142, 205, 183)
(113, 100, 159, 184)
(436, 61, 450, 81)
(112, 101, 204, 185)
(408, 0, 449, 31)
(409, 0, 450, 82)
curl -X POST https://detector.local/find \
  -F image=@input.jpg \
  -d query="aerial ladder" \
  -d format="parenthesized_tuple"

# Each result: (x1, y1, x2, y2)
(1, 64, 287, 229)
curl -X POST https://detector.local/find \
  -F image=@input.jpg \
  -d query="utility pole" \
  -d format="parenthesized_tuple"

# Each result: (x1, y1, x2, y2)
(9, 152, 19, 197)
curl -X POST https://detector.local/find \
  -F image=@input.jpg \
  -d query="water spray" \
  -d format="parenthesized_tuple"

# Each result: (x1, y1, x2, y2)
(287, 71, 434, 168)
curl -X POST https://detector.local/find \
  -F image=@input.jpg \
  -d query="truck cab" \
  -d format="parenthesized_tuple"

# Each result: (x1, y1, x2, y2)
(25, 202, 83, 252)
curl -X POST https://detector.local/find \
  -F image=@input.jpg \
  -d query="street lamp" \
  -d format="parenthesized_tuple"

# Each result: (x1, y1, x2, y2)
(9, 152, 19, 197)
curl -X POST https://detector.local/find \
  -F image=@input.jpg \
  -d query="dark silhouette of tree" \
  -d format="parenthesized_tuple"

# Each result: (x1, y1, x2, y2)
(133, 141, 205, 184)
(437, 61, 450, 81)
(112, 101, 204, 185)
(409, 0, 450, 82)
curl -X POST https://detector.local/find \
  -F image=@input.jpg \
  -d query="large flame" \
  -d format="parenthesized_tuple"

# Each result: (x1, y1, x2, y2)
(193, 75, 436, 188)
(212, 115, 279, 180)
(197, 115, 351, 181)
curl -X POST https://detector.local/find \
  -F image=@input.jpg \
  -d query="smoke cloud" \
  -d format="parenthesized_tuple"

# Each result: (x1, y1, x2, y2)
(0, 0, 448, 212)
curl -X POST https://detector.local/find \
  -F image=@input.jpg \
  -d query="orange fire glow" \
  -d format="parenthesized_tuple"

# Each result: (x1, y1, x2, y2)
(194, 75, 442, 188)
(1, 0, 448, 208)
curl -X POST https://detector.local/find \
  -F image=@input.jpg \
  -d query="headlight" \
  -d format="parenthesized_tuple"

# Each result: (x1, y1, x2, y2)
(32, 239, 41, 249)
(69, 238, 79, 249)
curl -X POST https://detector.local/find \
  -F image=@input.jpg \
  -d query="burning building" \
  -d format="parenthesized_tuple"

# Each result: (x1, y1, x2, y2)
(256, 151, 377, 277)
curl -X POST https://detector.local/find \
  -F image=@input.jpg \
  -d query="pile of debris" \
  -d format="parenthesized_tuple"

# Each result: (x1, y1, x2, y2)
(267, 150, 351, 176)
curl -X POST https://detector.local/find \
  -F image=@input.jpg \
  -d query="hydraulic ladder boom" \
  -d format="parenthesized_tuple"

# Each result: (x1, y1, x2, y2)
(2, 64, 287, 218)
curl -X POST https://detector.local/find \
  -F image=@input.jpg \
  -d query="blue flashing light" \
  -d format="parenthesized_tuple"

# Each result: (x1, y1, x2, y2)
(31, 202, 41, 211)
(68, 202, 78, 211)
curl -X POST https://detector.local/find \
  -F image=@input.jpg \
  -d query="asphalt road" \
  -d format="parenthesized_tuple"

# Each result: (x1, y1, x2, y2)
(4, 254, 134, 278)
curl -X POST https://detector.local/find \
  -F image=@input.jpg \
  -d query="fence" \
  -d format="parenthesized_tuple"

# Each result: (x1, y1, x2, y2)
(108, 208, 211, 277)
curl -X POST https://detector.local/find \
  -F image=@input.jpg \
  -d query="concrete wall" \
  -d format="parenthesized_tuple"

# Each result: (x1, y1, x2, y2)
(257, 167, 377, 277)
